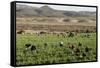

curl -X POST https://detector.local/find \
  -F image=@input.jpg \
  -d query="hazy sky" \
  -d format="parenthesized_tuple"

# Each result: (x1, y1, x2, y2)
(17, 3, 96, 12)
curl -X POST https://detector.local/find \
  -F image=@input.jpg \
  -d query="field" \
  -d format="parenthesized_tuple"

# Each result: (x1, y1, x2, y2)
(16, 32, 96, 65)
(16, 16, 96, 65)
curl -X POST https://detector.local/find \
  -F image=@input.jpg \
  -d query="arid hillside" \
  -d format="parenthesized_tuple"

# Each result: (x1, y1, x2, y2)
(16, 16, 96, 33)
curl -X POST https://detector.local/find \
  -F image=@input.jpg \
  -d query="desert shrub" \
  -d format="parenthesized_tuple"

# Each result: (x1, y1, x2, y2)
(90, 18, 96, 21)
(17, 30, 25, 34)
(37, 18, 56, 22)
(78, 19, 88, 23)
(85, 29, 90, 33)
(63, 18, 70, 22)
(75, 30, 79, 33)
(68, 32, 74, 37)
(40, 31, 47, 34)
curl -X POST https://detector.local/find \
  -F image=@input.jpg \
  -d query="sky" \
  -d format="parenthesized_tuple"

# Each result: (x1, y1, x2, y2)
(17, 3, 96, 12)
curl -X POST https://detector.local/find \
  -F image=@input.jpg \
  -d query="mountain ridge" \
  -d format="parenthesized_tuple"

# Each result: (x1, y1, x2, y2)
(16, 4, 96, 17)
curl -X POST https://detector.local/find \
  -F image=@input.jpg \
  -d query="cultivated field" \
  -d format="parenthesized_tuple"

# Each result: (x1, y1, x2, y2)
(16, 16, 97, 65)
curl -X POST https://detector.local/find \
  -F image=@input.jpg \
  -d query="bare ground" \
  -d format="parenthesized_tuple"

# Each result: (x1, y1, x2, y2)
(16, 17, 96, 32)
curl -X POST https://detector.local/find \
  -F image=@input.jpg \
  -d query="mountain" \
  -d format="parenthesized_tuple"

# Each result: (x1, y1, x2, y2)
(16, 4, 96, 17)
(40, 5, 54, 11)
